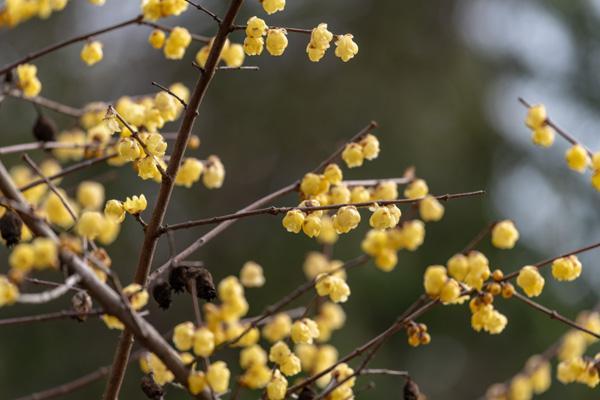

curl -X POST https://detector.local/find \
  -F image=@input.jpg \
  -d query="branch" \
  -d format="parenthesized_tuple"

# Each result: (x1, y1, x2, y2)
(0, 15, 144, 76)
(518, 97, 593, 157)
(159, 190, 485, 233)
(0, 139, 101, 155)
(184, 0, 222, 24)
(17, 274, 81, 304)
(138, 20, 211, 43)
(4, 88, 83, 117)
(0, 308, 102, 326)
(151, 81, 188, 109)
(512, 292, 600, 339)
(103, 1, 246, 397)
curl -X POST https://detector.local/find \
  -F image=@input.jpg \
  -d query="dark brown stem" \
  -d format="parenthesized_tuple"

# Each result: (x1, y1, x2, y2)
(184, 0, 222, 23)
(0, 15, 143, 76)
(0, 308, 102, 326)
(461, 221, 498, 254)
(102, 1, 245, 398)
(159, 190, 485, 233)
(151, 81, 188, 109)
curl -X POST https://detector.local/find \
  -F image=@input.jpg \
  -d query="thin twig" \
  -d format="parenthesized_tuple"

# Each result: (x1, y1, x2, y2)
(184, 0, 222, 23)
(512, 292, 600, 339)
(151, 81, 188, 109)
(0, 308, 102, 326)
(0, 140, 102, 155)
(159, 190, 485, 233)
(217, 66, 259, 71)
(5, 89, 83, 117)
(22, 153, 78, 222)
(518, 97, 593, 157)
(17, 274, 82, 304)
(461, 221, 498, 254)
(0, 15, 144, 76)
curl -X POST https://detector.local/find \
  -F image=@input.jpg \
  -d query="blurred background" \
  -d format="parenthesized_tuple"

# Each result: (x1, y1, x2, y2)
(1, 0, 600, 398)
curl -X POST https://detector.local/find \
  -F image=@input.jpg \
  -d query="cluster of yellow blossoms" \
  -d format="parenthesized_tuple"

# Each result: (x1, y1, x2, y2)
(102, 283, 149, 330)
(195, 37, 245, 68)
(525, 104, 600, 191)
(406, 322, 431, 347)
(16, 63, 42, 97)
(0, 0, 67, 28)
(141, 0, 188, 21)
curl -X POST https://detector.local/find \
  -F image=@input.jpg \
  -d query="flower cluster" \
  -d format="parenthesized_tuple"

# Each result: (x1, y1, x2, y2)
(0, 0, 68, 28)
(524, 103, 600, 191)
(163, 26, 192, 60)
(195, 38, 245, 68)
(406, 322, 431, 347)
(16, 63, 42, 97)
(341, 134, 380, 168)
(141, 0, 188, 21)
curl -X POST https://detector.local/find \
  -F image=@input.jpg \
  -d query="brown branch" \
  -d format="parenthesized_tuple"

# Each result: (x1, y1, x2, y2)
(22, 153, 78, 222)
(151, 81, 188, 109)
(461, 221, 498, 254)
(19, 152, 117, 192)
(518, 97, 593, 157)
(0, 15, 144, 76)
(0, 308, 102, 326)
(138, 20, 211, 43)
(217, 66, 259, 71)
(512, 292, 600, 339)
(501, 240, 600, 281)
(102, 1, 245, 398)
(0, 140, 102, 155)
(160, 190, 485, 233)
(5, 89, 83, 117)
(184, 0, 222, 23)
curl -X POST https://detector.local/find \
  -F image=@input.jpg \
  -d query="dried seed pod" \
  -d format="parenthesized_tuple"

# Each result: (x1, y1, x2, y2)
(152, 280, 172, 310)
(168, 265, 188, 293)
(298, 387, 316, 400)
(404, 377, 421, 400)
(33, 113, 57, 142)
(140, 374, 164, 400)
(194, 267, 216, 302)
(71, 291, 92, 322)
(0, 210, 23, 247)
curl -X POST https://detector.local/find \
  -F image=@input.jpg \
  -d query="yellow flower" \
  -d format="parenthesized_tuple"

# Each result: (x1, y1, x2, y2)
(439, 279, 461, 304)
(77, 181, 105, 210)
(44, 191, 77, 228)
(266, 369, 287, 400)
(0, 275, 19, 306)
(104, 199, 125, 223)
(262, 0, 285, 14)
(193, 327, 215, 357)
(175, 158, 204, 188)
(32, 237, 57, 269)
(369, 205, 400, 230)
(16, 64, 42, 97)
(332, 206, 361, 233)
(117, 137, 142, 161)
(54, 129, 86, 161)
(517, 266, 545, 297)
(206, 361, 230, 393)
(164, 27, 192, 59)
(532, 126, 555, 147)
(341, 143, 364, 168)
(9, 243, 35, 272)
(280, 354, 301, 376)
(222, 43, 245, 67)
(123, 283, 148, 310)
(123, 194, 147, 215)
(317, 216, 338, 244)
(419, 195, 444, 222)
(404, 179, 429, 199)
(509, 374, 532, 400)
(148, 29, 166, 49)
(76, 211, 103, 239)
(101, 314, 124, 330)
(246, 16, 268, 38)
(282, 209, 305, 233)
(240, 363, 271, 389)
(315, 274, 350, 303)
(371, 181, 398, 201)
(323, 164, 343, 185)
(306, 23, 333, 61)
(266, 29, 288, 56)
(360, 134, 380, 160)
(423, 265, 448, 297)
(565, 144, 590, 173)
(136, 157, 162, 181)
(262, 313, 292, 342)
(244, 36, 264, 56)
(334, 34, 358, 62)
(80, 41, 103, 66)
(525, 104, 547, 129)
(447, 253, 469, 281)
(203, 155, 225, 189)
(240, 261, 265, 288)
(173, 321, 195, 351)
(491, 220, 519, 249)
(291, 318, 320, 345)
(188, 370, 207, 395)
(526, 355, 551, 394)
(551, 255, 582, 281)
(98, 217, 120, 245)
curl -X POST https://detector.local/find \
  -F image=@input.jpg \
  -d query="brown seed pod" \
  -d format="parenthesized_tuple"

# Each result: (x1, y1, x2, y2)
(298, 386, 316, 400)
(33, 113, 57, 142)
(404, 377, 421, 400)
(0, 210, 23, 247)
(140, 374, 164, 400)
(71, 291, 92, 322)
(168, 264, 216, 302)
(152, 280, 172, 310)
